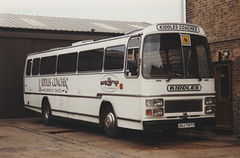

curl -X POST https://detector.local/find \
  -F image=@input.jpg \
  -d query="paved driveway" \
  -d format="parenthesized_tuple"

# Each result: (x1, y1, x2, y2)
(0, 117, 239, 158)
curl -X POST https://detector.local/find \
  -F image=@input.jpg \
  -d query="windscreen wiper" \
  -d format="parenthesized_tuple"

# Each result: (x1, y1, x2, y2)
(186, 74, 202, 81)
(198, 75, 202, 81)
(166, 73, 182, 82)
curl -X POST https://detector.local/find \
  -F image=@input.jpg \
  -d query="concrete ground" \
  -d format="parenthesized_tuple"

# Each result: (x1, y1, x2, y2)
(0, 117, 240, 158)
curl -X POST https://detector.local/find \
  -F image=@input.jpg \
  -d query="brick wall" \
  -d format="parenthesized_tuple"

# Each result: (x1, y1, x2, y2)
(232, 56, 240, 133)
(187, 0, 240, 43)
(187, 0, 240, 133)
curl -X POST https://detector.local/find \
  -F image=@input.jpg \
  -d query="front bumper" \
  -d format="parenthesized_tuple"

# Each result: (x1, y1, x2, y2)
(143, 117, 216, 131)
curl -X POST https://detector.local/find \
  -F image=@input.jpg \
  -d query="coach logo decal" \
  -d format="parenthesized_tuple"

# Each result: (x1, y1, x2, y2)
(167, 84, 201, 92)
(100, 75, 119, 92)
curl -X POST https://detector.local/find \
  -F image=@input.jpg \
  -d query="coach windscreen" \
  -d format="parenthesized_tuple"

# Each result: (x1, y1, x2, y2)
(142, 33, 213, 80)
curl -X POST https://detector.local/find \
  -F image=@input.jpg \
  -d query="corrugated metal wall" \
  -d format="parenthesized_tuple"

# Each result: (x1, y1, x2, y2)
(0, 29, 120, 118)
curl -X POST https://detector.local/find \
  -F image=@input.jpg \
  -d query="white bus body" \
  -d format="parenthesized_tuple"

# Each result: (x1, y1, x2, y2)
(24, 23, 216, 137)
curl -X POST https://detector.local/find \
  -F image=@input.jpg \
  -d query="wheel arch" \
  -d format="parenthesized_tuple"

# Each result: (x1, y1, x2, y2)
(41, 96, 50, 113)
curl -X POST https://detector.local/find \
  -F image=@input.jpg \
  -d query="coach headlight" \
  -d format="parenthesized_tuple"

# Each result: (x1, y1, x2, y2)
(153, 99, 164, 107)
(146, 100, 153, 107)
(146, 99, 163, 107)
(146, 108, 164, 116)
(205, 97, 216, 105)
(205, 106, 216, 114)
(153, 108, 164, 116)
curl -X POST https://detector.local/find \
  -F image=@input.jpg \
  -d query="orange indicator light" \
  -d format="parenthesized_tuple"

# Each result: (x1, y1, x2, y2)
(146, 109, 152, 116)
(120, 83, 123, 89)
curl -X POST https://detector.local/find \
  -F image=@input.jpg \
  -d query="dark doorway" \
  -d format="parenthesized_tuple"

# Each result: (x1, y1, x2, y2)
(214, 61, 233, 128)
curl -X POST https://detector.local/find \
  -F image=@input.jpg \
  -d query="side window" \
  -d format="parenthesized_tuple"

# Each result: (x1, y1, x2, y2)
(104, 45, 125, 71)
(78, 49, 103, 72)
(40, 56, 57, 75)
(26, 59, 32, 76)
(126, 36, 141, 77)
(32, 58, 40, 76)
(196, 45, 209, 78)
(57, 52, 77, 74)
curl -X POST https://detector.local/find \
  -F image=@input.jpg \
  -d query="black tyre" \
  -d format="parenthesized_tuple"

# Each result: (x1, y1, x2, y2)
(42, 101, 53, 126)
(103, 106, 119, 138)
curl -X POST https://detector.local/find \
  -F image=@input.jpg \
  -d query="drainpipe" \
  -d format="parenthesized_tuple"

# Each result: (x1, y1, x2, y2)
(182, 0, 186, 23)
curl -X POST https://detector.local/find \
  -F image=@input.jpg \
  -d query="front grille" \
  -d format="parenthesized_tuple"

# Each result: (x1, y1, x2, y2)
(165, 100, 202, 113)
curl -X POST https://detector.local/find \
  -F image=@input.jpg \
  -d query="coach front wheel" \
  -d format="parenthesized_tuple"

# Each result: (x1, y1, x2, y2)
(103, 106, 119, 138)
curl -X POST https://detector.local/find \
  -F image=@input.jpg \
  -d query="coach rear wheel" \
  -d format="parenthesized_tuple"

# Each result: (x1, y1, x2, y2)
(103, 106, 119, 138)
(42, 102, 53, 126)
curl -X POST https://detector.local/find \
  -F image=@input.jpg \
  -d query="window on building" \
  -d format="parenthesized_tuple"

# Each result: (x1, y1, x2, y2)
(78, 49, 104, 72)
(26, 59, 32, 76)
(40, 56, 57, 75)
(57, 52, 77, 74)
(32, 58, 40, 76)
(104, 45, 125, 71)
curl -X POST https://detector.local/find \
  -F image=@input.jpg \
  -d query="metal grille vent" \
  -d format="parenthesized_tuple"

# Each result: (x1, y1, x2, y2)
(165, 100, 202, 113)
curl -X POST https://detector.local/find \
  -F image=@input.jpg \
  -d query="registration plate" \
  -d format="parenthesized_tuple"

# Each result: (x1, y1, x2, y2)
(178, 123, 195, 129)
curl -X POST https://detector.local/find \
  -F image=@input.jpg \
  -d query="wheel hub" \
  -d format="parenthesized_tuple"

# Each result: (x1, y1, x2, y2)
(105, 113, 115, 129)
(45, 111, 49, 119)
